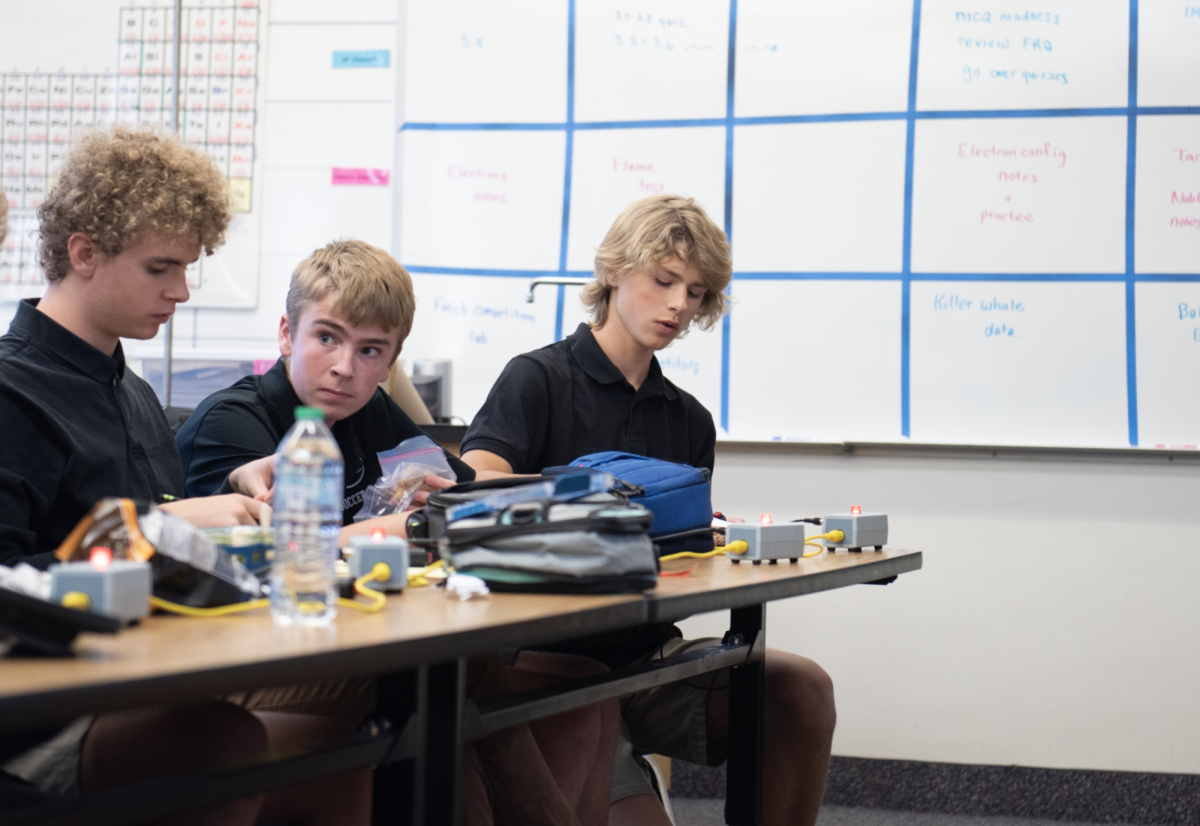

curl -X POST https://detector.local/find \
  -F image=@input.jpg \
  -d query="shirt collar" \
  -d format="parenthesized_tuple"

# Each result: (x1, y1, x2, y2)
(257, 357, 365, 438)
(565, 323, 677, 401)
(260, 357, 304, 415)
(9, 298, 127, 382)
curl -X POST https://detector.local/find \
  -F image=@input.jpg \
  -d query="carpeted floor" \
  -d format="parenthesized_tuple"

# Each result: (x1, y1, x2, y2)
(671, 801, 1151, 826)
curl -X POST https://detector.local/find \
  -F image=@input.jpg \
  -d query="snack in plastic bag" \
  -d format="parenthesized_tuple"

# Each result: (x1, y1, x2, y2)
(355, 435, 457, 522)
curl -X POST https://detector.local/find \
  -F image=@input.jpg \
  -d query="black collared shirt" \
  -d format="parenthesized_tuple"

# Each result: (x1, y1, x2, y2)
(462, 323, 716, 473)
(0, 300, 184, 569)
(176, 359, 475, 523)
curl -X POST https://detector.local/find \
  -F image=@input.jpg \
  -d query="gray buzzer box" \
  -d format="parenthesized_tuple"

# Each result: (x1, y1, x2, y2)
(822, 513, 888, 551)
(725, 522, 807, 564)
(49, 560, 151, 622)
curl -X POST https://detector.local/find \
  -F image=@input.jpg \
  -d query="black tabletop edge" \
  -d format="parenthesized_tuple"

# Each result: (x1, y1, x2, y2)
(0, 598, 647, 735)
(645, 550, 924, 623)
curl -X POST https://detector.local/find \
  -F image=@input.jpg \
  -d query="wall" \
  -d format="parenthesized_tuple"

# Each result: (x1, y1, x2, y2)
(678, 446, 1200, 775)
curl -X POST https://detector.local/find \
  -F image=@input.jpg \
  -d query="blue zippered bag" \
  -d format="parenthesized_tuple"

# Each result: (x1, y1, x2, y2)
(544, 452, 712, 541)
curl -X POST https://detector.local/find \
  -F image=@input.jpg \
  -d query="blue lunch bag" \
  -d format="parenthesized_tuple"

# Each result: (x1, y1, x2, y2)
(544, 452, 713, 542)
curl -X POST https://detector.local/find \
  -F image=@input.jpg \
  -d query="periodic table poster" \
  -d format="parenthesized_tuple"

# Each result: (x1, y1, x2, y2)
(396, 0, 1200, 450)
(0, 0, 265, 307)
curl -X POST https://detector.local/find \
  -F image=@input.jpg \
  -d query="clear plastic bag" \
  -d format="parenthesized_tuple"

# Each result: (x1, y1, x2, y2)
(355, 435, 457, 522)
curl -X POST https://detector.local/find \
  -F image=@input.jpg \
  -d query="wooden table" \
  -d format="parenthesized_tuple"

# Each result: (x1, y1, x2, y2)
(2, 548, 922, 826)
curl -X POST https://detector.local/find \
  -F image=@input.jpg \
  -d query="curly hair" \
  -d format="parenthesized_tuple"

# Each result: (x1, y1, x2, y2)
(37, 126, 230, 281)
(0, 186, 8, 247)
(584, 195, 732, 335)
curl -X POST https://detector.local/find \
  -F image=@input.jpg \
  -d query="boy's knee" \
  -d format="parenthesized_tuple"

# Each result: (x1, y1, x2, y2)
(765, 652, 836, 735)
(156, 701, 268, 773)
(84, 701, 267, 792)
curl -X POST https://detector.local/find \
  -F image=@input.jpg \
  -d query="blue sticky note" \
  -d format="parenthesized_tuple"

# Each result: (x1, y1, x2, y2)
(332, 50, 390, 69)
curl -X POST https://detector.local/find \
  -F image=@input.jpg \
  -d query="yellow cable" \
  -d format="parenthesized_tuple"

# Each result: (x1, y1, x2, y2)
(408, 559, 444, 588)
(152, 559, 448, 618)
(338, 563, 390, 613)
(801, 530, 847, 558)
(660, 539, 749, 562)
(150, 596, 270, 616)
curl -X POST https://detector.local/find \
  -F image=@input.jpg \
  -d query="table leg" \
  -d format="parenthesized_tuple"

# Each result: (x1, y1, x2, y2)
(724, 604, 765, 826)
(421, 658, 466, 826)
(373, 668, 420, 826)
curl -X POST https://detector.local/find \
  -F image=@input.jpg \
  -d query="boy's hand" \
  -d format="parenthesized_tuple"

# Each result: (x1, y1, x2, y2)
(410, 473, 458, 506)
(160, 494, 267, 528)
(227, 455, 275, 502)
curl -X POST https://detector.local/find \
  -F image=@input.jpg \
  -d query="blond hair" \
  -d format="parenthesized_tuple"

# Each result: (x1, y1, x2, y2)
(286, 240, 416, 357)
(584, 195, 731, 333)
(36, 126, 230, 282)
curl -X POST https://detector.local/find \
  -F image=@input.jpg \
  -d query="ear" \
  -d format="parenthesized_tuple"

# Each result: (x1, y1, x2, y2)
(277, 314, 293, 358)
(66, 233, 100, 279)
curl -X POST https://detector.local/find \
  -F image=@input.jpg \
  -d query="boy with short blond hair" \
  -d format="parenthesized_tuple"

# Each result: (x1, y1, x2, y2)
(176, 238, 475, 542)
(179, 238, 626, 826)
(462, 194, 837, 826)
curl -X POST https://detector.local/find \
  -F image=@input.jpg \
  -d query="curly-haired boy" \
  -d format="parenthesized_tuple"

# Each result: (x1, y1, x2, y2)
(0, 128, 362, 825)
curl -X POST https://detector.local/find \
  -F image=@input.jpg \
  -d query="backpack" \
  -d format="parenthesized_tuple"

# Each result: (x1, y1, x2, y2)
(441, 493, 658, 594)
(544, 452, 714, 552)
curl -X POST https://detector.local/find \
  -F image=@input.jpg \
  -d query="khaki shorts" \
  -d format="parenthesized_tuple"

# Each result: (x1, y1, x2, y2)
(610, 636, 729, 803)
(224, 678, 376, 721)
(2, 679, 375, 798)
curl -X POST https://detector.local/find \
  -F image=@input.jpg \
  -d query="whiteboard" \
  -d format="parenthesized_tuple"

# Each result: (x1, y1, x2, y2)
(0, 0, 267, 308)
(396, 0, 1200, 450)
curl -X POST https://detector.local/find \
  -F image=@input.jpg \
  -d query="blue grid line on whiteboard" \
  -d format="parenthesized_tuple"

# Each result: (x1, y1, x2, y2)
(554, 0, 579, 342)
(400, 106, 1198, 133)
(398, 0, 1200, 447)
(405, 267, 1200, 284)
(900, 0, 923, 440)
(720, 0, 738, 432)
(1125, 0, 1140, 447)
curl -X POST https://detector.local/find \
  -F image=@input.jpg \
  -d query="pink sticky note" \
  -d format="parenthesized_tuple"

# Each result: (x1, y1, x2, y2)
(331, 167, 390, 186)
(253, 359, 276, 375)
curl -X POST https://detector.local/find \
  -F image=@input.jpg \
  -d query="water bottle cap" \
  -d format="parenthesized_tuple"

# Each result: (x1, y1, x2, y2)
(294, 406, 325, 421)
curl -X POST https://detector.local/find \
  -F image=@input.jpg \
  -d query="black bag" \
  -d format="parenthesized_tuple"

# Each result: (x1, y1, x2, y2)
(440, 493, 659, 594)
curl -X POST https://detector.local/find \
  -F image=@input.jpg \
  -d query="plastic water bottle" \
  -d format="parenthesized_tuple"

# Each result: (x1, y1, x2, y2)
(270, 406, 343, 626)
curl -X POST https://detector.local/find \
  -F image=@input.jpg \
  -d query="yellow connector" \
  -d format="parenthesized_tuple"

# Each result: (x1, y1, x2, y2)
(61, 591, 91, 611)
(659, 539, 748, 562)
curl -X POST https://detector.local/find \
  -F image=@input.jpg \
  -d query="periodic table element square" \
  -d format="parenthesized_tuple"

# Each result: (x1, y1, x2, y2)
(732, 120, 908, 273)
(911, 117, 1127, 274)
(910, 281, 1129, 447)
(1138, 1, 1200, 106)
(1136, 282, 1200, 447)
(267, 24, 396, 102)
(565, 126, 726, 271)
(574, 0, 729, 123)
(406, 272, 559, 421)
(735, 0, 913, 118)
(403, 0, 567, 124)
(915, 0, 1128, 111)
(727, 279, 903, 442)
(1135, 116, 1200, 275)
(399, 130, 566, 271)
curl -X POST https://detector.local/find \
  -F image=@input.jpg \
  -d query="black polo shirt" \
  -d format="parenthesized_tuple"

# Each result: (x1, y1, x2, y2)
(176, 359, 475, 524)
(0, 300, 184, 569)
(462, 323, 716, 668)
(462, 323, 715, 473)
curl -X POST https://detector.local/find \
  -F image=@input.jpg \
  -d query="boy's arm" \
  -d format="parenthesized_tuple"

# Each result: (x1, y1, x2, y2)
(459, 356, 551, 474)
(177, 401, 281, 498)
(0, 465, 52, 568)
